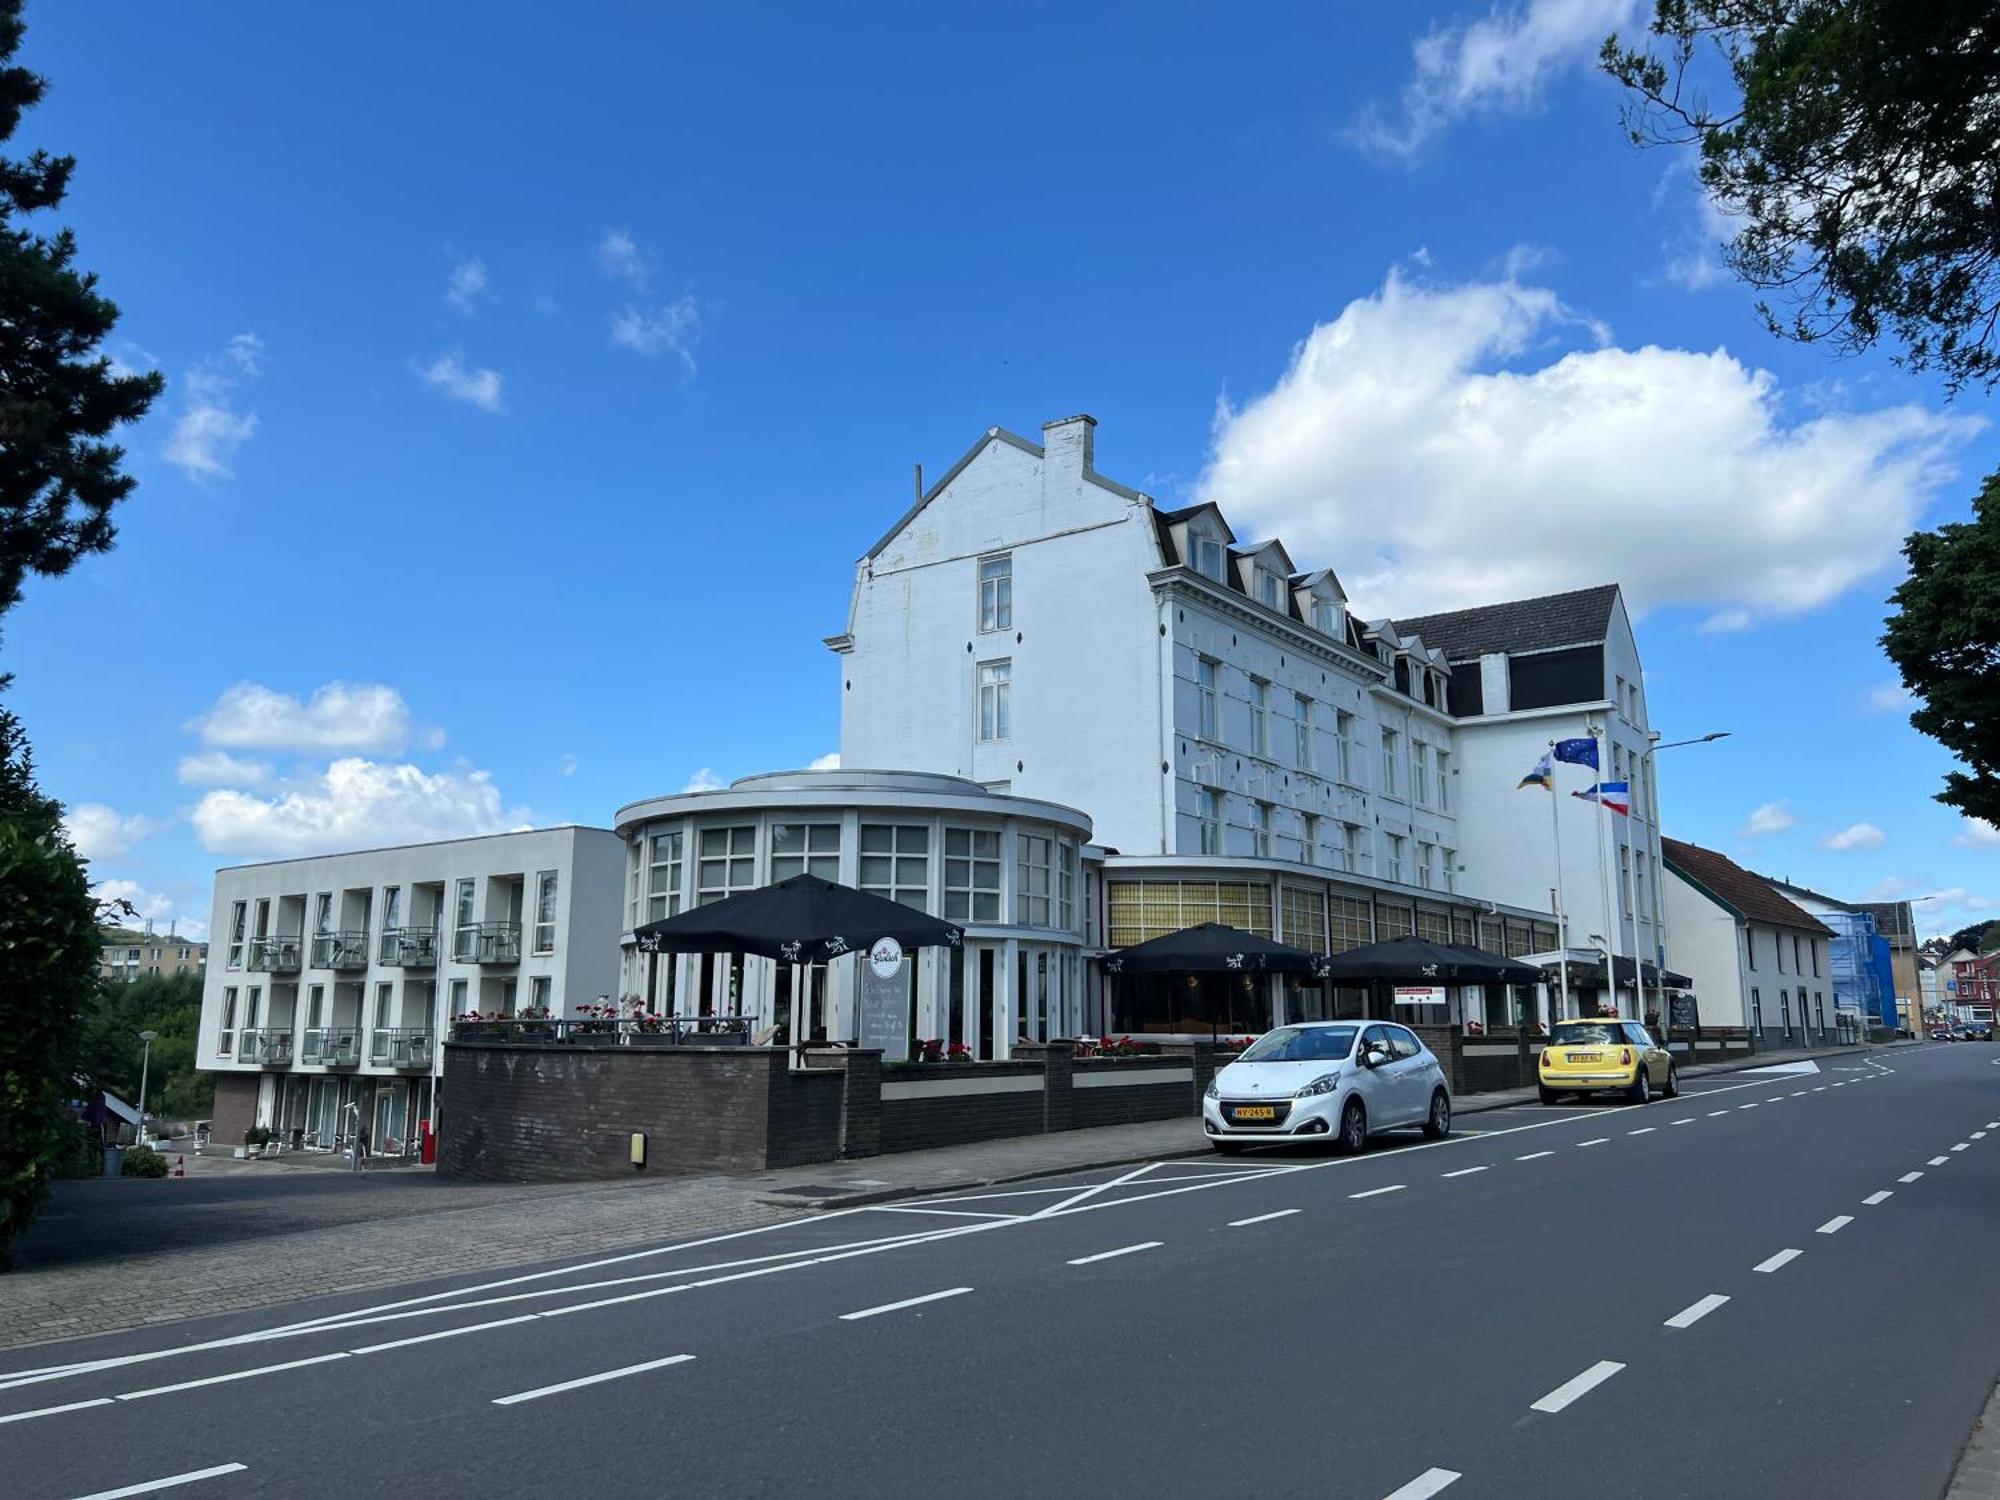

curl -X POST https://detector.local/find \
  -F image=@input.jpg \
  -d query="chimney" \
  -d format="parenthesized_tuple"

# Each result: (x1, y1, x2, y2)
(1041, 413, 1096, 477)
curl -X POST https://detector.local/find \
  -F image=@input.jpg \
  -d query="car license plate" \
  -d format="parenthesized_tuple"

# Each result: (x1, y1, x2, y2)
(1570, 1052, 1600, 1062)
(1233, 1105, 1276, 1121)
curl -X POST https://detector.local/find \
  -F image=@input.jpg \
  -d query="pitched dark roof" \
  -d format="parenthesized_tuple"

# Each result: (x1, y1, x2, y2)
(1393, 583, 1620, 663)
(1856, 901, 1918, 946)
(1662, 837, 1835, 936)
(1752, 873, 1861, 913)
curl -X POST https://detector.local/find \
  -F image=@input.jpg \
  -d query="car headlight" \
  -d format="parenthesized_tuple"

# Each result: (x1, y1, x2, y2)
(1295, 1071, 1342, 1098)
(1204, 1079, 1220, 1100)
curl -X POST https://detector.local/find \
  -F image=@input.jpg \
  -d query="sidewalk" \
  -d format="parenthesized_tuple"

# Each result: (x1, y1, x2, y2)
(0, 1041, 1901, 1354)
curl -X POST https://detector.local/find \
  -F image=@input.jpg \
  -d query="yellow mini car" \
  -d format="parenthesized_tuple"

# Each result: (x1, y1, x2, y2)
(1538, 1019, 1678, 1104)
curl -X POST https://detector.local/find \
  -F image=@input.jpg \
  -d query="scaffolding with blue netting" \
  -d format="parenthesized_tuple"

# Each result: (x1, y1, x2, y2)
(1822, 909, 1896, 1029)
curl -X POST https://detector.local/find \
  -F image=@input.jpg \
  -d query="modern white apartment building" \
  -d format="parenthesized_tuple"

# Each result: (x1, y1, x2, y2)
(831, 414, 1660, 1016)
(197, 826, 624, 1150)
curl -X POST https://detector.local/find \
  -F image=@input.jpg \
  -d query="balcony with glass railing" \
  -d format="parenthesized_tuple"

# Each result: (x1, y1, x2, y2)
(246, 935, 304, 974)
(369, 1028, 435, 1069)
(309, 931, 370, 971)
(379, 926, 439, 967)
(237, 1028, 294, 1066)
(453, 920, 521, 964)
(300, 1026, 362, 1066)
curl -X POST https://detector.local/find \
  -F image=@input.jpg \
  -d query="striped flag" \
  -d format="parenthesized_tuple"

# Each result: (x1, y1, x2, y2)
(1572, 781, 1631, 815)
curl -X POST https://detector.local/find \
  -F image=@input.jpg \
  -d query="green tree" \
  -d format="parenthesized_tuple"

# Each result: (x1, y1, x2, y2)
(0, 0, 161, 1267)
(79, 972, 211, 1124)
(1882, 474, 2000, 827)
(1603, 2, 2000, 393)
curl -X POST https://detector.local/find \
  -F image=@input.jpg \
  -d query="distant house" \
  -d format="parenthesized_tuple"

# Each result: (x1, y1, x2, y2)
(1662, 838, 1838, 1050)
(1755, 874, 1898, 1033)
(99, 926, 208, 983)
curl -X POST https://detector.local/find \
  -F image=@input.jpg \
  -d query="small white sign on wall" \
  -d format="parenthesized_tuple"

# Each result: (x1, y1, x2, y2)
(1392, 985, 1447, 1007)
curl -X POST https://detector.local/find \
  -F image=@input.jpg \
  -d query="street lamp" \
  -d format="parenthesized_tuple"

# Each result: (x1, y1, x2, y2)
(136, 1029, 157, 1147)
(1640, 732, 1731, 1033)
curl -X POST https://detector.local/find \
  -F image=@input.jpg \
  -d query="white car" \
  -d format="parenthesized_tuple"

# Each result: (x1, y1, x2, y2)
(1203, 1021, 1452, 1155)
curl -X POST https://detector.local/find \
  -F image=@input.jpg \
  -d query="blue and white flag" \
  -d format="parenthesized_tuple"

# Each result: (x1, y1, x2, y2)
(1571, 780, 1631, 815)
(1552, 737, 1599, 769)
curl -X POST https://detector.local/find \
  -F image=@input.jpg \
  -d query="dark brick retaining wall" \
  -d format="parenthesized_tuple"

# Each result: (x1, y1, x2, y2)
(877, 1060, 1045, 1154)
(211, 1073, 259, 1147)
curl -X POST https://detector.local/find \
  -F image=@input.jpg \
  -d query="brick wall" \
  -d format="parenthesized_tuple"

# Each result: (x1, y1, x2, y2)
(878, 1061, 1045, 1154)
(210, 1073, 259, 1146)
(1069, 1057, 1200, 1129)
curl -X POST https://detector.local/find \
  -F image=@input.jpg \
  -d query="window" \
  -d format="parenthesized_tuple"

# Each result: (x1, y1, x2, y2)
(1336, 711, 1356, 783)
(448, 978, 468, 1016)
(628, 840, 642, 927)
(1751, 987, 1762, 1031)
(529, 975, 552, 1013)
(532, 870, 558, 953)
(1436, 750, 1451, 811)
(373, 981, 392, 1031)
(1811, 940, 1821, 978)
(306, 984, 324, 1030)
(1441, 847, 1456, 895)
(1252, 802, 1272, 858)
(227, 902, 246, 968)
(1381, 728, 1399, 795)
(1017, 833, 1054, 925)
(978, 553, 1012, 632)
(1386, 834, 1406, 884)
(943, 828, 1002, 922)
(1792, 934, 1802, 972)
(1746, 930, 1757, 970)
(1388, 1027, 1422, 1060)
(1294, 694, 1313, 770)
(771, 823, 840, 882)
(219, 987, 237, 1054)
(1776, 933, 1786, 973)
(860, 824, 929, 911)
(1249, 679, 1270, 757)
(1416, 841, 1434, 889)
(1193, 534, 1225, 581)
(1057, 841, 1078, 930)
(1256, 568, 1283, 610)
(1195, 657, 1219, 740)
(697, 826, 756, 904)
(977, 660, 1012, 742)
(382, 886, 402, 935)
(1302, 814, 1321, 867)
(1340, 822, 1363, 873)
(1412, 742, 1430, 807)
(1196, 788, 1221, 856)
(1619, 846, 1632, 916)
(1780, 990, 1793, 1036)
(314, 893, 333, 935)
(1313, 600, 1341, 635)
(1816, 991, 1825, 1033)
(645, 831, 684, 922)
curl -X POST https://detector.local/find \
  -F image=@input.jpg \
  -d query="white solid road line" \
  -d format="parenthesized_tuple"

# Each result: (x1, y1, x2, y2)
(1531, 1360, 1625, 1414)
(68, 1463, 248, 1500)
(1381, 1467, 1462, 1499)
(1755, 1249, 1803, 1274)
(1900, 1171, 1925, 1183)
(117, 1351, 348, 1402)
(492, 1353, 695, 1405)
(349, 1314, 542, 1355)
(1863, 1191, 1894, 1206)
(1628, 1127, 1656, 1136)
(1442, 1166, 1490, 1178)
(1228, 1209, 1300, 1227)
(1578, 1138, 1610, 1148)
(1518, 1150, 1555, 1161)
(1350, 1185, 1407, 1199)
(1664, 1294, 1730, 1329)
(1930, 1156, 1951, 1166)
(839, 1289, 973, 1320)
(1067, 1242, 1162, 1266)
(0, 1396, 113, 1426)
(1817, 1215, 1854, 1235)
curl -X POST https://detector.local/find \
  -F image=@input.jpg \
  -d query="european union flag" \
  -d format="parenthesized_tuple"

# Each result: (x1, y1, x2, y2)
(1553, 737, 1599, 769)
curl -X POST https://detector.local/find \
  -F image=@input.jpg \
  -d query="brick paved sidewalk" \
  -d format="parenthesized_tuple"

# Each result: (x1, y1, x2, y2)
(0, 1041, 1902, 1353)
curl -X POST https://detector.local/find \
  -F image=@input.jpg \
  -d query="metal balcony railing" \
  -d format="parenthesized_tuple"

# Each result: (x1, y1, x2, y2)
(369, 1028, 434, 1069)
(246, 936, 303, 973)
(309, 931, 371, 971)
(453, 920, 522, 964)
(301, 1026, 362, 1066)
(379, 927, 439, 967)
(237, 1028, 294, 1065)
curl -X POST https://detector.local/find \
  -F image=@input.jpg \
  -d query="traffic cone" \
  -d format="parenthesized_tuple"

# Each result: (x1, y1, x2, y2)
(174, 1155, 185, 1178)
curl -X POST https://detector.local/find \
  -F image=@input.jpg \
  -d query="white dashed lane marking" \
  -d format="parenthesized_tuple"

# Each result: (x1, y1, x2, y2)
(1628, 1127, 1656, 1136)
(1442, 1166, 1489, 1179)
(1518, 1151, 1555, 1161)
(1350, 1185, 1407, 1200)
(1900, 1171, 1925, 1183)
(1755, 1249, 1803, 1274)
(1578, 1138, 1610, 1148)
(1817, 1216, 1854, 1235)
(840, 1289, 975, 1319)
(492, 1353, 695, 1403)
(1531, 1360, 1625, 1414)
(1929, 1156, 1951, 1166)
(1664, 1293, 1730, 1329)
(1863, 1191, 1893, 1206)
(68, 1462, 250, 1499)
(1708, 1110, 1729, 1117)
(1228, 1210, 1298, 1228)
(1067, 1243, 1160, 1266)
(1671, 1118, 1695, 1126)
(1381, 1468, 1462, 1500)
(1952, 1143, 1971, 1152)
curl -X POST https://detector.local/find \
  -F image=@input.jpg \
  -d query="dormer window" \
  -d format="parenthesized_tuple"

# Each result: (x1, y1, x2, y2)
(1192, 535, 1225, 582)
(1312, 601, 1341, 635)
(1256, 569, 1282, 609)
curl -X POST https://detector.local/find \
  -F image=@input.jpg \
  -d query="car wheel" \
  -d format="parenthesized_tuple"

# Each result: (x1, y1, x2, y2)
(1628, 1067, 1652, 1105)
(1211, 1139, 1245, 1156)
(1538, 1085, 1560, 1106)
(1663, 1063, 1680, 1099)
(1337, 1097, 1368, 1155)
(1422, 1088, 1452, 1140)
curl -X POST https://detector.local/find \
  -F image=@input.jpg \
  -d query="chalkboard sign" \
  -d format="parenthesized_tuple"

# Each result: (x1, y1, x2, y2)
(1669, 992, 1698, 1031)
(859, 937, 909, 1061)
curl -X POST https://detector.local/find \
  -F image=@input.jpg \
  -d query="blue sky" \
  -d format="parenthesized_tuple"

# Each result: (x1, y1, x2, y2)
(14, 1, 1997, 940)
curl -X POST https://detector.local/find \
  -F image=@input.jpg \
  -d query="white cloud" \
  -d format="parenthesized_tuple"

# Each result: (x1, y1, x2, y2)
(1660, 174, 1743, 291)
(94, 878, 199, 936)
(176, 750, 272, 788)
(1861, 680, 1913, 715)
(164, 332, 263, 480)
(1197, 267, 1976, 625)
(808, 752, 841, 771)
(445, 254, 489, 314)
(595, 227, 651, 288)
(191, 757, 528, 859)
(610, 294, 703, 373)
(1354, 0, 1639, 160)
(1955, 818, 2000, 850)
(680, 768, 726, 793)
(414, 352, 505, 413)
(559, 753, 578, 778)
(62, 803, 159, 861)
(1821, 822, 1886, 853)
(1740, 802, 1797, 838)
(190, 681, 422, 755)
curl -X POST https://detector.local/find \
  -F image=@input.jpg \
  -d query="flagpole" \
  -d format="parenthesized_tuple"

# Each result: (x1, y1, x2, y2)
(1548, 742, 1570, 1022)
(1589, 721, 1621, 1016)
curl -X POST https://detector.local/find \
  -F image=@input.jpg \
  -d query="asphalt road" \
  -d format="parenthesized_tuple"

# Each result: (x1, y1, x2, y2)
(3, 1043, 1995, 1499)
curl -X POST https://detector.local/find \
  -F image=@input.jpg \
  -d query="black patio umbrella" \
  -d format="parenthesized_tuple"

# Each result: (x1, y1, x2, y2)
(1101, 922, 1325, 977)
(1316, 934, 1544, 986)
(631, 873, 962, 964)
